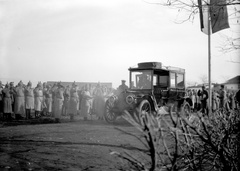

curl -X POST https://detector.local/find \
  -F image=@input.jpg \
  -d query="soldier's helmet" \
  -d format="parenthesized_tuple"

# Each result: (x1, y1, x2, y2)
(18, 80, 23, 86)
(37, 81, 42, 88)
(27, 81, 32, 87)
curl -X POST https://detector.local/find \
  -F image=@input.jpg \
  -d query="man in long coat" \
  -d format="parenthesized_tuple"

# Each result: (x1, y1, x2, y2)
(93, 83, 105, 120)
(2, 83, 13, 121)
(219, 85, 229, 110)
(62, 85, 70, 116)
(68, 82, 79, 120)
(34, 82, 44, 118)
(200, 85, 208, 115)
(53, 82, 64, 122)
(45, 84, 53, 116)
(80, 84, 92, 120)
(14, 81, 26, 119)
(0, 81, 4, 115)
(25, 81, 34, 119)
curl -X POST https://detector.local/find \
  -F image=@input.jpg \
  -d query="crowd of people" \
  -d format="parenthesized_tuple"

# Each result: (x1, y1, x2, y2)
(0, 80, 113, 122)
(1, 79, 240, 122)
(187, 84, 240, 115)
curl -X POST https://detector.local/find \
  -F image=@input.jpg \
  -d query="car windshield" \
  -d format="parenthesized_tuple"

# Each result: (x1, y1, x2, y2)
(130, 70, 152, 89)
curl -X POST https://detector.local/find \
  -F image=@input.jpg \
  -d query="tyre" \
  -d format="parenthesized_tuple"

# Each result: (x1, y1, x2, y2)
(137, 99, 152, 120)
(182, 102, 191, 118)
(104, 100, 117, 123)
(139, 99, 151, 113)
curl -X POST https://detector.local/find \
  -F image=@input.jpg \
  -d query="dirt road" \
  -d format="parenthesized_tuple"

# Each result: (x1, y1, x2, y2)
(0, 118, 149, 171)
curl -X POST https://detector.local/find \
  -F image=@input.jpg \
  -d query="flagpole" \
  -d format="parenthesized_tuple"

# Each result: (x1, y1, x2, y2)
(208, 4, 212, 115)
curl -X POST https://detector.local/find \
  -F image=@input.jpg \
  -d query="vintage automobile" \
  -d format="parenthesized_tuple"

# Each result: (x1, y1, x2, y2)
(104, 62, 192, 123)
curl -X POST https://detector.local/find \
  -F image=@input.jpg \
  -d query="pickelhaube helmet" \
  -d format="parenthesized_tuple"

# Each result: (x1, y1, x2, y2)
(37, 81, 42, 87)
(27, 81, 32, 86)
(18, 80, 23, 86)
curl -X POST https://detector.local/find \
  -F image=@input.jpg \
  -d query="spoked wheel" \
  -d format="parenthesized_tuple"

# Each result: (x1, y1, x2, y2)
(137, 100, 152, 122)
(182, 102, 191, 118)
(104, 100, 117, 123)
(139, 100, 151, 113)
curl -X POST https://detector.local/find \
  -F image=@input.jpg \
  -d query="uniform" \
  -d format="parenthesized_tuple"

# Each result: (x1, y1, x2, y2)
(68, 86, 79, 120)
(14, 82, 26, 119)
(53, 85, 64, 120)
(2, 85, 13, 120)
(25, 82, 34, 119)
(80, 87, 92, 120)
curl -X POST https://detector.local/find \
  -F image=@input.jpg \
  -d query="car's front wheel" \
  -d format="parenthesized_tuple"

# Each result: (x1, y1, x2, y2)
(182, 101, 191, 118)
(104, 100, 117, 123)
(137, 99, 152, 122)
(139, 99, 151, 113)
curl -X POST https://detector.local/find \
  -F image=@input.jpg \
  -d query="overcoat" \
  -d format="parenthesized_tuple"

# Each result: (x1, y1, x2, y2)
(14, 86, 25, 116)
(25, 87, 34, 110)
(2, 88, 12, 113)
(45, 90, 53, 113)
(80, 90, 92, 117)
(34, 88, 43, 112)
(53, 88, 64, 119)
(68, 88, 79, 115)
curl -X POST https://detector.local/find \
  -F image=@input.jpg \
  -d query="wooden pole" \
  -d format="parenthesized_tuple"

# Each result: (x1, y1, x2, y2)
(208, 4, 212, 115)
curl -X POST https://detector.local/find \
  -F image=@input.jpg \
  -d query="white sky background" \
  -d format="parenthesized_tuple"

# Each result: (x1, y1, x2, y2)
(0, 0, 239, 88)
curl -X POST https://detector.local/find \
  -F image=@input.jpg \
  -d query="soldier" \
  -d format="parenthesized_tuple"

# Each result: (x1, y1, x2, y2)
(0, 81, 4, 116)
(2, 83, 13, 121)
(236, 89, 240, 109)
(199, 85, 208, 115)
(212, 90, 219, 112)
(219, 85, 229, 110)
(42, 82, 48, 116)
(34, 82, 44, 118)
(80, 84, 93, 121)
(25, 81, 34, 119)
(9, 82, 15, 118)
(117, 80, 128, 94)
(68, 82, 79, 121)
(14, 81, 26, 120)
(53, 82, 64, 122)
(93, 82, 105, 120)
(62, 85, 70, 116)
(45, 84, 53, 116)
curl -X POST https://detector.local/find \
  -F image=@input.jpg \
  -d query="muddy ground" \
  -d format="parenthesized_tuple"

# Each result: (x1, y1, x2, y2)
(0, 116, 150, 171)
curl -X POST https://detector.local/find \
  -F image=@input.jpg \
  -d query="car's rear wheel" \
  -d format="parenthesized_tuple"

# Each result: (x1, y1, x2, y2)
(104, 100, 117, 123)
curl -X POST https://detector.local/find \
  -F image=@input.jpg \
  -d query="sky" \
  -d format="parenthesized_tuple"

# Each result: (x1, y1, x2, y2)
(0, 0, 239, 88)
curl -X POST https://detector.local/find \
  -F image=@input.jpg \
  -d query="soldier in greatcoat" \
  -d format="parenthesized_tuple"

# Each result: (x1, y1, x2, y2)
(14, 81, 26, 120)
(62, 85, 70, 116)
(219, 85, 229, 110)
(80, 84, 93, 120)
(25, 81, 34, 119)
(45, 84, 53, 116)
(9, 82, 15, 115)
(0, 81, 4, 116)
(34, 82, 44, 118)
(68, 82, 79, 121)
(2, 83, 13, 121)
(92, 83, 105, 120)
(42, 82, 48, 116)
(53, 82, 64, 122)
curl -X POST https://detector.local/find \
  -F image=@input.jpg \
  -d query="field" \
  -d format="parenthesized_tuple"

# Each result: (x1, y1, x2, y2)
(0, 117, 149, 171)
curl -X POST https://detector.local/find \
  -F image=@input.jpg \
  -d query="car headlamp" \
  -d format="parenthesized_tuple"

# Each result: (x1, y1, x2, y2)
(126, 95, 134, 104)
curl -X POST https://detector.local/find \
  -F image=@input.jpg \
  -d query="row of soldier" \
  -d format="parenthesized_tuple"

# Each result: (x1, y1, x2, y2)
(0, 81, 112, 121)
(187, 84, 240, 114)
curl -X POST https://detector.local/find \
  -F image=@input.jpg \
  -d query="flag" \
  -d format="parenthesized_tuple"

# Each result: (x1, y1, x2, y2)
(198, 0, 230, 34)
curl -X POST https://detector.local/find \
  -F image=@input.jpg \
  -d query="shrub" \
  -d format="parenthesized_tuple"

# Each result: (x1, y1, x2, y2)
(111, 108, 240, 171)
